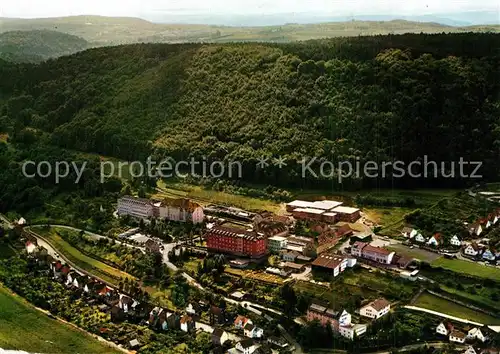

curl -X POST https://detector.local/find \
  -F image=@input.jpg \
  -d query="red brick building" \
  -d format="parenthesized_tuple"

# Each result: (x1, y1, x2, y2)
(205, 226, 267, 258)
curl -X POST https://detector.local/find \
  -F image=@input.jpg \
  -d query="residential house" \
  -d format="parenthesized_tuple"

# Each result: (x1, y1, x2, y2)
(482, 249, 496, 261)
(129, 339, 140, 349)
(351, 242, 395, 264)
(50, 261, 64, 279)
(234, 315, 252, 329)
(180, 315, 195, 333)
(464, 243, 481, 257)
(467, 328, 487, 342)
(111, 305, 126, 322)
(209, 305, 225, 325)
(185, 302, 201, 316)
(339, 324, 367, 339)
(415, 233, 426, 243)
(450, 235, 462, 247)
(267, 336, 289, 349)
(360, 298, 391, 319)
(244, 322, 264, 339)
(402, 227, 418, 239)
(119, 294, 135, 313)
(158, 197, 205, 224)
(469, 223, 483, 237)
(436, 322, 454, 336)
(465, 346, 478, 354)
(427, 233, 442, 247)
(212, 328, 229, 346)
(25, 241, 37, 254)
(267, 235, 288, 253)
(282, 251, 299, 262)
(235, 339, 258, 354)
(65, 271, 77, 287)
(450, 330, 466, 343)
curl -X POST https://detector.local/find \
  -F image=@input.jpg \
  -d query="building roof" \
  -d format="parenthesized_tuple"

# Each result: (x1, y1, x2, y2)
(238, 339, 255, 349)
(287, 235, 315, 245)
(336, 224, 355, 236)
(401, 227, 414, 234)
(206, 226, 265, 241)
(244, 323, 255, 331)
(362, 244, 392, 256)
(365, 298, 390, 311)
(268, 235, 288, 242)
(161, 197, 201, 212)
(450, 330, 466, 339)
(312, 254, 346, 269)
(120, 195, 153, 205)
(287, 200, 343, 211)
(331, 206, 360, 214)
(309, 303, 327, 313)
(234, 315, 249, 325)
(284, 262, 304, 270)
(180, 315, 193, 324)
(293, 207, 325, 215)
(212, 328, 225, 338)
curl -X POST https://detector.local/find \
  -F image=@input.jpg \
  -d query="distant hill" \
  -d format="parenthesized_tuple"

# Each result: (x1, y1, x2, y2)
(1, 16, 499, 47)
(0, 30, 89, 63)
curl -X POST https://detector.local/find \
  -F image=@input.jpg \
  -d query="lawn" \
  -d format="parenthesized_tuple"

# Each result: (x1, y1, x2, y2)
(431, 258, 500, 281)
(0, 285, 120, 353)
(413, 292, 500, 325)
(30, 226, 135, 285)
(388, 244, 442, 262)
(156, 180, 282, 213)
(224, 268, 284, 285)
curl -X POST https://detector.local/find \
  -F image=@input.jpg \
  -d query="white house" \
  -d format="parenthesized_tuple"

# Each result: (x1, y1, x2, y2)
(158, 198, 205, 224)
(464, 244, 481, 257)
(402, 227, 418, 239)
(427, 233, 442, 247)
(482, 249, 496, 261)
(415, 233, 426, 243)
(339, 324, 367, 340)
(212, 328, 229, 346)
(244, 323, 264, 338)
(467, 328, 487, 343)
(436, 322, 450, 336)
(338, 310, 351, 326)
(450, 235, 461, 247)
(185, 303, 200, 315)
(17, 217, 27, 225)
(235, 339, 257, 354)
(469, 223, 482, 237)
(464, 346, 478, 354)
(234, 315, 252, 329)
(25, 241, 37, 254)
(449, 330, 466, 343)
(360, 298, 391, 319)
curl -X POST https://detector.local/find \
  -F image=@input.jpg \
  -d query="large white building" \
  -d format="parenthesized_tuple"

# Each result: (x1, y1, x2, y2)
(117, 196, 204, 223)
(117, 196, 155, 219)
(158, 198, 204, 224)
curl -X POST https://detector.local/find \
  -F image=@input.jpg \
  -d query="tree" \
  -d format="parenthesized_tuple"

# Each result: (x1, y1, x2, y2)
(280, 283, 297, 317)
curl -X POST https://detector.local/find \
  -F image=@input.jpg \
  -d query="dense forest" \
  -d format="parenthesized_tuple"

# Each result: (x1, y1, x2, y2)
(0, 30, 89, 63)
(1, 33, 500, 196)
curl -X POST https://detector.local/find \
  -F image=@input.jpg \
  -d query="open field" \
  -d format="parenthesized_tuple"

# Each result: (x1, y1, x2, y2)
(0, 285, 119, 353)
(440, 285, 500, 312)
(431, 258, 500, 281)
(30, 226, 135, 285)
(225, 267, 284, 285)
(388, 244, 442, 262)
(156, 180, 282, 213)
(413, 292, 500, 325)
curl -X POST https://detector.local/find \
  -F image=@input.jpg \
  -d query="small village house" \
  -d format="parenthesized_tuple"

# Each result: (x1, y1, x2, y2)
(212, 328, 229, 346)
(436, 321, 454, 336)
(234, 315, 252, 329)
(235, 339, 257, 354)
(414, 233, 426, 243)
(450, 235, 462, 247)
(468, 223, 483, 237)
(449, 330, 466, 344)
(360, 298, 391, 319)
(482, 249, 496, 261)
(427, 233, 442, 247)
(464, 243, 482, 257)
(401, 227, 418, 239)
(267, 235, 287, 253)
(244, 322, 264, 338)
(467, 328, 487, 342)
(351, 242, 395, 264)
(180, 315, 195, 333)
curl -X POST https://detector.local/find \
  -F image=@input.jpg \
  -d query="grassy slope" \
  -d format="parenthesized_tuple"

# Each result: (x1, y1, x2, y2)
(0, 285, 119, 353)
(1, 16, 499, 45)
(431, 258, 500, 281)
(30, 226, 135, 285)
(413, 292, 500, 325)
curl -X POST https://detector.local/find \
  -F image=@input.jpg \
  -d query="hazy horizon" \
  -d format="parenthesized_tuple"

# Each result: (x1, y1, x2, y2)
(2, 0, 499, 19)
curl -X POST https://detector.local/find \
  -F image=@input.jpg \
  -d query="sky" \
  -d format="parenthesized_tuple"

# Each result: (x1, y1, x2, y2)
(1, 0, 499, 18)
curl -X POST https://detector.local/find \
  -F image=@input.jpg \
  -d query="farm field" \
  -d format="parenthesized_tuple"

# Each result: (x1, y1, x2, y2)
(156, 180, 282, 213)
(30, 226, 135, 285)
(225, 267, 284, 285)
(388, 244, 442, 262)
(413, 292, 500, 325)
(0, 285, 119, 353)
(431, 258, 500, 281)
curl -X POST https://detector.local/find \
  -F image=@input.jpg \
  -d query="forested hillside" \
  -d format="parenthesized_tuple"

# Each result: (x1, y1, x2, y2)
(0, 30, 89, 63)
(1, 33, 500, 193)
